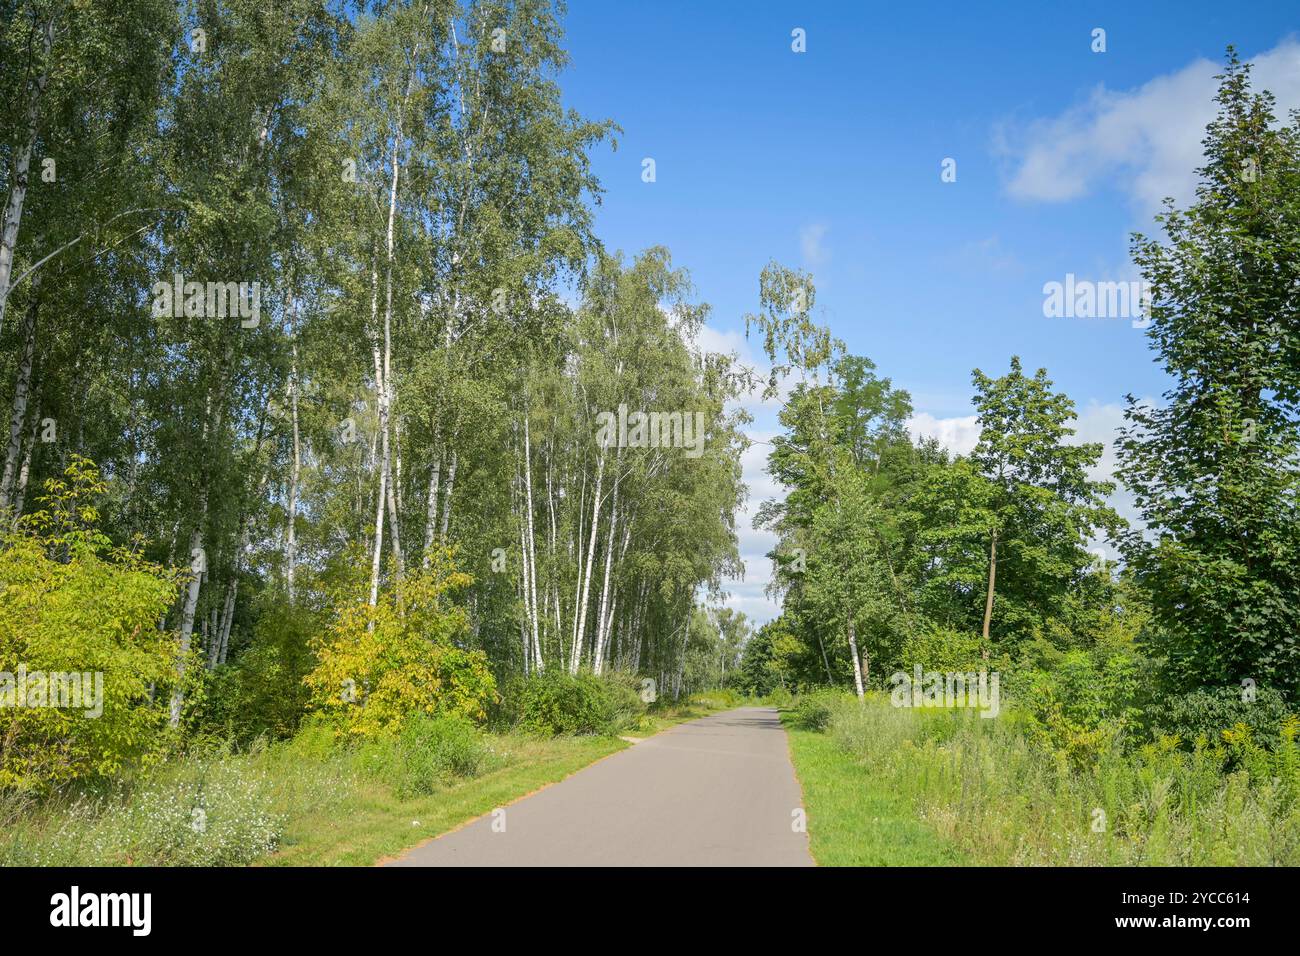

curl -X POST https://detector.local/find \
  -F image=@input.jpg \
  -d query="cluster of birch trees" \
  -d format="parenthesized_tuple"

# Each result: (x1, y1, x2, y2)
(0, 0, 750, 717)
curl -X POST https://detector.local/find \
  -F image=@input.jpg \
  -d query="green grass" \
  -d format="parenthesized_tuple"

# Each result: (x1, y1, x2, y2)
(264, 733, 625, 866)
(781, 712, 965, 866)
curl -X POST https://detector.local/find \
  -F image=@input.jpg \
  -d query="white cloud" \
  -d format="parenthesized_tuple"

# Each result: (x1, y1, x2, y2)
(908, 412, 980, 457)
(1001, 39, 1300, 215)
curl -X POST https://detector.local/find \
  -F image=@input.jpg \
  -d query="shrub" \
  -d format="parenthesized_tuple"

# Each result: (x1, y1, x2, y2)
(687, 688, 744, 710)
(1014, 650, 1144, 768)
(1150, 685, 1293, 750)
(791, 688, 844, 730)
(304, 551, 496, 739)
(0, 458, 181, 791)
(391, 715, 490, 796)
(509, 670, 644, 736)
(900, 626, 985, 672)
(200, 597, 319, 742)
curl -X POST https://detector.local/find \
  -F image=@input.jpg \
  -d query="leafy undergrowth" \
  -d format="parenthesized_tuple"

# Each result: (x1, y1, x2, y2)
(785, 692, 1300, 866)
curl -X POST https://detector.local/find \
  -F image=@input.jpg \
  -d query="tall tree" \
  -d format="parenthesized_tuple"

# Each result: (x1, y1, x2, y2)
(1118, 51, 1300, 696)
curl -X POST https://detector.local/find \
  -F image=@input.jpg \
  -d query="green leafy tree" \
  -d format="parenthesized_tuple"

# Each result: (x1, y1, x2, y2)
(969, 357, 1118, 654)
(1118, 52, 1300, 697)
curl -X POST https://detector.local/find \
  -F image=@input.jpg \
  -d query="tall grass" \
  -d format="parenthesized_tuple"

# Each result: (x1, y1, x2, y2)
(822, 693, 1300, 865)
(0, 716, 500, 867)
(0, 742, 284, 866)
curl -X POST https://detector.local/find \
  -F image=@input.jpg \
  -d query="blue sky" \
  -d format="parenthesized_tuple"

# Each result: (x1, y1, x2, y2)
(554, 1, 1300, 623)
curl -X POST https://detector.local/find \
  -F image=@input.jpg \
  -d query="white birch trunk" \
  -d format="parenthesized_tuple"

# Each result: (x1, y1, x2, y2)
(286, 345, 300, 603)
(592, 472, 620, 674)
(0, 15, 53, 336)
(847, 618, 865, 699)
(170, 527, 204, 728)
(10, 403, 38, 524)
(523, 412, 542, 672)
(421, 447, 442, 567)
(438, 449, 457, 540)
(570, 450, 604, 673)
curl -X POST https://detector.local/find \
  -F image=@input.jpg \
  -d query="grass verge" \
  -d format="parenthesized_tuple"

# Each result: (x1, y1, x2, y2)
(780, 711, 965, 866)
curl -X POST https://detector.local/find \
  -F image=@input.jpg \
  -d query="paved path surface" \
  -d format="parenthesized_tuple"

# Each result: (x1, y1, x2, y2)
(387, 706, 814, 867)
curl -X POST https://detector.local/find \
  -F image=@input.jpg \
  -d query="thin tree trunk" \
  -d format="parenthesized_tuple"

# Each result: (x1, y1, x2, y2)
(286, 345, 300, 603)
(211, 580, 235, 669)
(846, 617, 865, 699)
(1, 283, 39, 508)
(170, 526, 205, 728)
(817, 632, 834, 684)
(981, 526, 997, 660)
(593, 474, 619, 673)
(10, 400, 39, 524)
(523, 412, 543, 671)
(421, 446, 442, 567)
(367, 252, 386, 609)
(517, 492, 532, 674)
(218, 581, 235, 665)
(571, 450, 604, 673)
(0, 14, 53, 336)
(438, 449, 457, 540)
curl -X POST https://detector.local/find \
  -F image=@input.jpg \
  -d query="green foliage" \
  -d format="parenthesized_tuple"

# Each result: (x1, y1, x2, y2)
(353, 714, 494, 799)
(1150, 686, 1294, 751)
(504, 670, 645, 737)
(1119, 52, 1300, 697)
(200, 597, 319, 742)
(967, 357, 1119, 648)
(0, 458, 181, 791)
(900, 627, 985, 673)
(305, 552, 496, 739)
(1014, 650, 1144, 769)
(791, 689, 846, 731)
(811, 695, 1300, 865)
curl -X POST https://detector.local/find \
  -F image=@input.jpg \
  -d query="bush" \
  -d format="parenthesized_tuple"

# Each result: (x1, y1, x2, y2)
(391, 715, 490, 797)
(200, 597, 319, 742)
(791, 688, 845, 730)
(686, 688, 744, 710)
(1150, 685, 1294, 750)
(507, 670, 644, 736)
(0, 458, 181, 791)
(304, 551, 496, 739)
(900, 627, 985, 673)
(1014, 650, 1144, 768)
(821, 694, 1300, 865)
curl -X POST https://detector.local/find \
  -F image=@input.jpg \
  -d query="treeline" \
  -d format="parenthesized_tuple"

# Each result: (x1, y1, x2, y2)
(741, 55, 1300, 735)
(0, 0, 750, 787)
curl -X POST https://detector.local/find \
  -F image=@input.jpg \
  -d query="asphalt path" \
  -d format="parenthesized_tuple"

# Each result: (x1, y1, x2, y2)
(386, 706, 814, 867)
